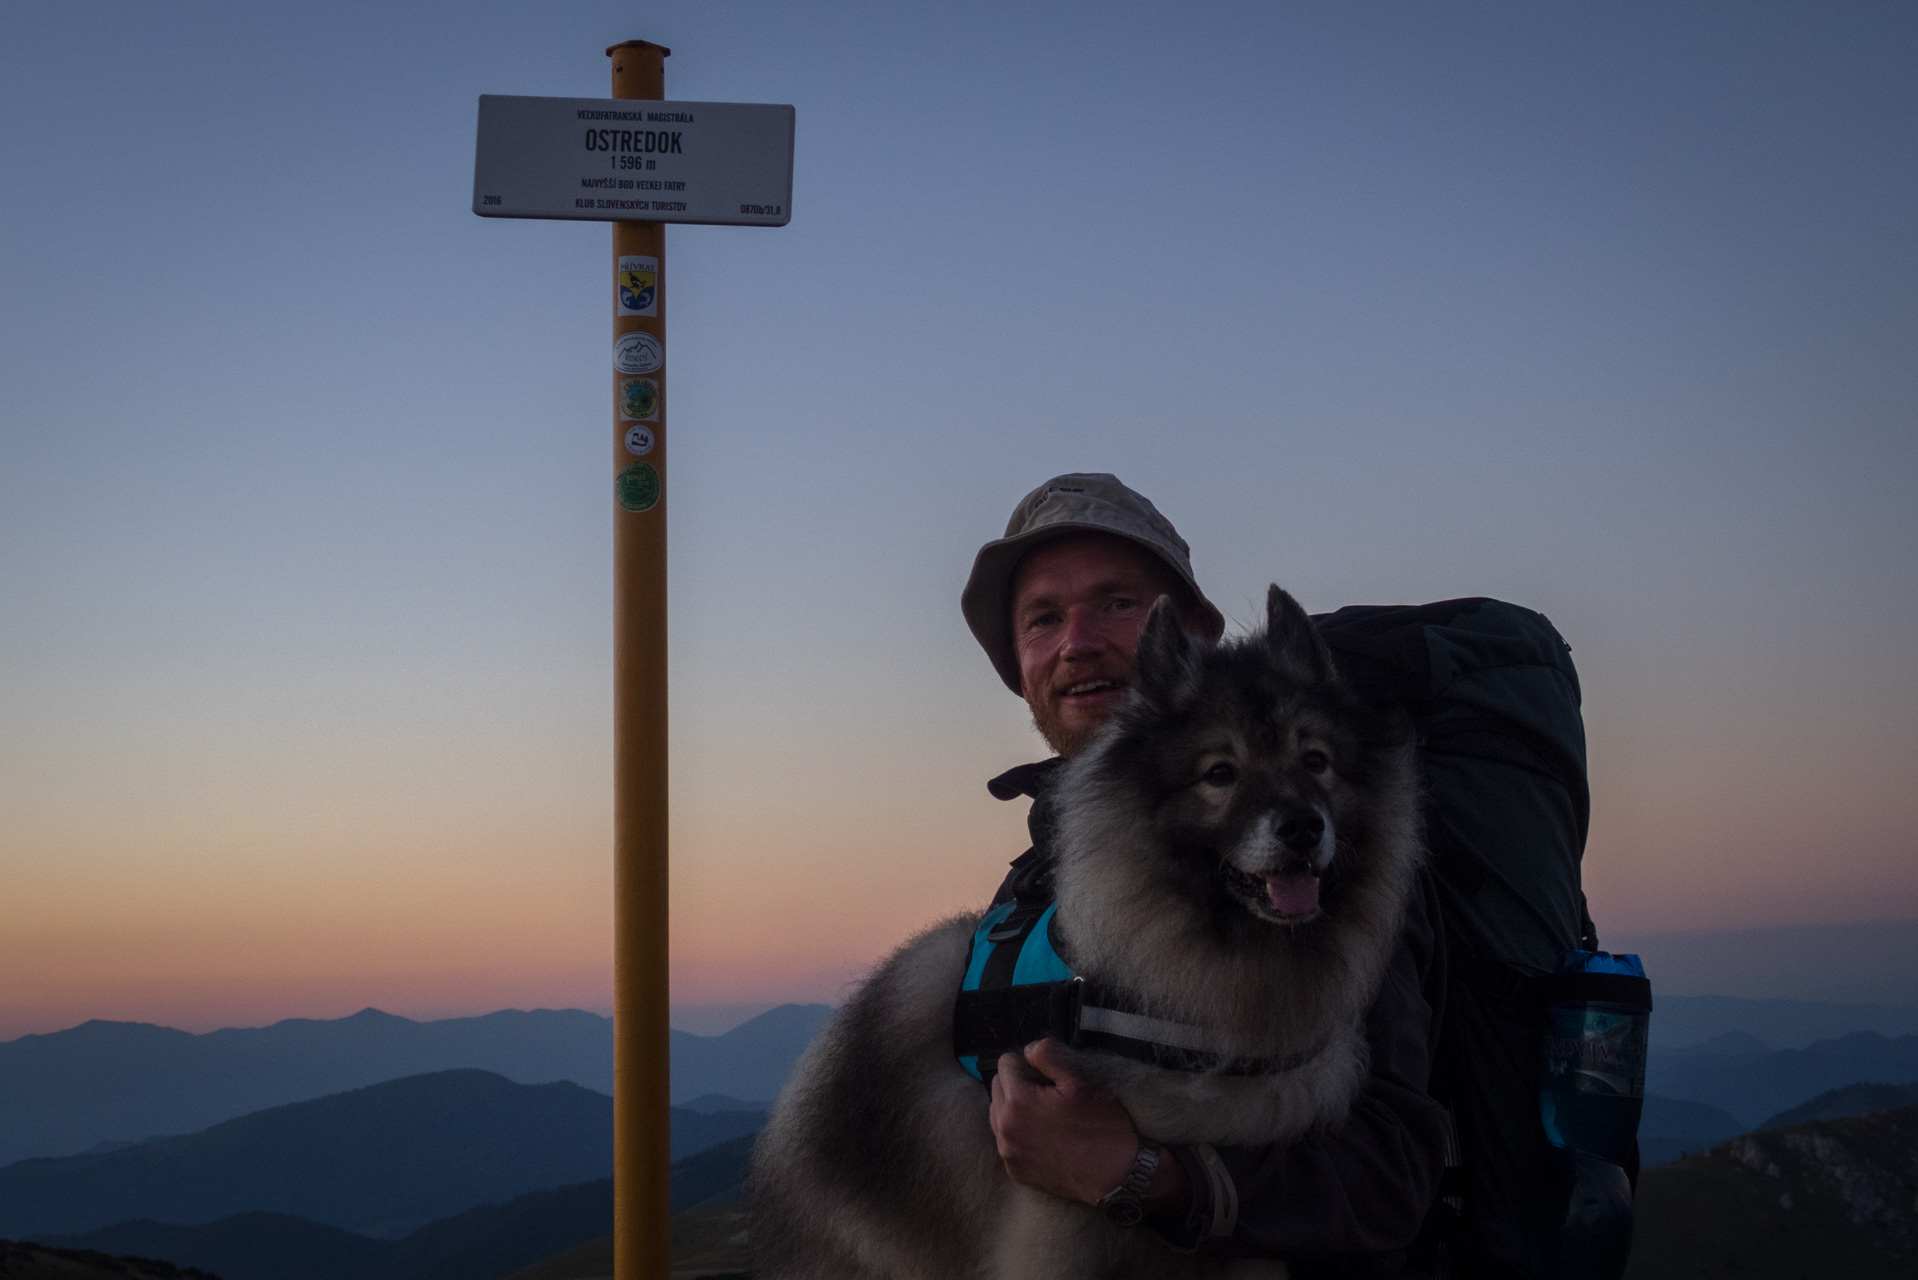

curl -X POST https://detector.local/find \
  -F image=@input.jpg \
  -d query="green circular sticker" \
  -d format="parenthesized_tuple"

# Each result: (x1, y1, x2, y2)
(620, 378, 659, 421)
(616, 461, 660, 512)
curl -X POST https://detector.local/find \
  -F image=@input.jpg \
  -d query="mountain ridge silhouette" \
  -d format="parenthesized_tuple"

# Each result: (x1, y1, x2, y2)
(0, 1068, 762, 1242)
(37, 1139, 758, 1280)
(0, 1003, 830, 1165)
(1646, 1029, 1918, 1126)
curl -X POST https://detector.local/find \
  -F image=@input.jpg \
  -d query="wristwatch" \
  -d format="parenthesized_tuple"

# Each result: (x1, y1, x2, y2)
(1096, 1141, 1161, 1227)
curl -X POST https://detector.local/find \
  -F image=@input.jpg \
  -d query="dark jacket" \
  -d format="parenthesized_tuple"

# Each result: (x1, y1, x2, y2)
(986, 760, 1450, 1277)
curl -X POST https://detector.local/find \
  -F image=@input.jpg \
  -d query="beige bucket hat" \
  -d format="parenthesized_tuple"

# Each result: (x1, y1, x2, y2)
(962, 472, 1225, 694)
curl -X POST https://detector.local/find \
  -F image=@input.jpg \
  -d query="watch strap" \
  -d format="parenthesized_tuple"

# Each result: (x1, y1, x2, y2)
(1096, 1141, 1161, 1227)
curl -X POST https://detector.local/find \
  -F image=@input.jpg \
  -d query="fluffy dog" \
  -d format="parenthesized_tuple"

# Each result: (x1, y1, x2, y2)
(750, 586, 1424, 1279)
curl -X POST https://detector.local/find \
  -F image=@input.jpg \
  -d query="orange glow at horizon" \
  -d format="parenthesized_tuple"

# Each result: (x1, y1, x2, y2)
(6, 588, 1915, 1043)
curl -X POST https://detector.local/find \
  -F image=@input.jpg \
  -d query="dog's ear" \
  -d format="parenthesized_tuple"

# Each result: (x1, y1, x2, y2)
(1133, 595, 1203, 709)
(1265, 585, 1336, 685)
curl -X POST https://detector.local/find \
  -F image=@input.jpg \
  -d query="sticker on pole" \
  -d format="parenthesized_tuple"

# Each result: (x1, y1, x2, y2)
(619, 377, 660, 421)
(614, 330, 663, 373)
(473, 95, 794, 227)
(617, 257, 658, 317)
(617, 461, 661, 512)
(624, 424, 656, 456)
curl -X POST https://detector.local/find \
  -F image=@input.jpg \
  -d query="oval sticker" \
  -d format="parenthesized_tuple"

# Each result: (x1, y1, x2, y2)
(614, 331, 663, 375)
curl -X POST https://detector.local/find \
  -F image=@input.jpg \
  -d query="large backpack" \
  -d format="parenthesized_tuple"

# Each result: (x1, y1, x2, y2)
(1314, 598, 1650, 1280)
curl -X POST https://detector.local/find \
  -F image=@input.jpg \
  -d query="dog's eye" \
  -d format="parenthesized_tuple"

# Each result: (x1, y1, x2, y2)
(1202, 762, 1237, 786)
(1301, 750, 1331, 774)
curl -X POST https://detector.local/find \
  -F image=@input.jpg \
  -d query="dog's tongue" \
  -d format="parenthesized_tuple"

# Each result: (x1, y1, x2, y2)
(1265, 871, 1320, 917)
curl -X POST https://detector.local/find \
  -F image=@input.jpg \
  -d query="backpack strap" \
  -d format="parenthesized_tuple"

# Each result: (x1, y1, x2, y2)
(1450, 951, 1555, 1010)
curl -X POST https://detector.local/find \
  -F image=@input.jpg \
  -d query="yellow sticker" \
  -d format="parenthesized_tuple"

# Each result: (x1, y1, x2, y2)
(616, 255, 658, 317)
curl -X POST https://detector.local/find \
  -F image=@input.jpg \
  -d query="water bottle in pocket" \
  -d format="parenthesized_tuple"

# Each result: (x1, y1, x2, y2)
(1531, 951, 1651, 1280)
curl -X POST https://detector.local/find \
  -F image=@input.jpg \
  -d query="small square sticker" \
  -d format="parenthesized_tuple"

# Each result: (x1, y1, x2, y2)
(617, 255, 658, 317)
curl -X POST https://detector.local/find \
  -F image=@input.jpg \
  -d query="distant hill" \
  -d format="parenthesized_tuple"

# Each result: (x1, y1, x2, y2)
(1761, 1081, 1918, 1131)
(670, 1004, 832, 1106)
(662, 1134, 755, 1215)
(0, 1068, 764, 1242)
(0, 1239, 221, 1280)
(1646, 1029, 1918, 1126)
(1624, 1105, 1918, 1279)
(45, 1141, 758, 1280)
(0, 1069, 612, 1241)
(46, 1214, 387, 1280)
(0, 1008, 611, 1166)
(678, 1093, 770, 1113)
(656, 1196, 751, 1280)
(50, 1183, 608, 1280)
(499, 1234, 613, 1280)
(370, 1181, 614, 1280)
(1637, 1094, 1747, 1167)
(502, 1136, 758, 1280)
(0, 1003, 831, 1165)
(501, 1199, 750, 1280)
(668, 1108, 767, 1164)
(1650, 995, 1918, 1051)
(1670, 1029, 1770, 1058)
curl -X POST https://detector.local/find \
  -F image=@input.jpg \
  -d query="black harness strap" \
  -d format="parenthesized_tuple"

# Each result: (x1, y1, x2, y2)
(952, 978, 1085, 1067)
(953, 975, 1327, 1079)
(955, 888, 1330, 1081)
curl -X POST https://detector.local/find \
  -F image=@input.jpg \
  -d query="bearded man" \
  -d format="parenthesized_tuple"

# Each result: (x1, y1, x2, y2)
(962, 473, 1449, 1274)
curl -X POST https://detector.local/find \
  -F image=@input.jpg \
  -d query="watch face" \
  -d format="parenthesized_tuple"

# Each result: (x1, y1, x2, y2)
(1101, 1197, 1146, 1228)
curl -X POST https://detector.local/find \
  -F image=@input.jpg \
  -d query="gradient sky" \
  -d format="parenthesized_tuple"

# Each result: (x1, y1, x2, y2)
(3, 1, 1914, 1040)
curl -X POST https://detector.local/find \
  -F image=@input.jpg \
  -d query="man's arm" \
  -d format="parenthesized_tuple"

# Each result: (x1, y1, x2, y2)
(989, 1039, 1191, 1213)
(987, 870, 1447, 1263)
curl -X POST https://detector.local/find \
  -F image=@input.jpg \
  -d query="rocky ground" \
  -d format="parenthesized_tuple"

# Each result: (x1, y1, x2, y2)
(0, 1241, 221, 1280)
(1626, 1104, 1918, 1278)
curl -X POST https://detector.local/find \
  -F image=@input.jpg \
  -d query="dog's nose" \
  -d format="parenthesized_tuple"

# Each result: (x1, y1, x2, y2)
(1277, 809, 1324, 853)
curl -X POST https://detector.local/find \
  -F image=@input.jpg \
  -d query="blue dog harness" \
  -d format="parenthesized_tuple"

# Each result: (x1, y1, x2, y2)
(951, 894, 1326, 1083)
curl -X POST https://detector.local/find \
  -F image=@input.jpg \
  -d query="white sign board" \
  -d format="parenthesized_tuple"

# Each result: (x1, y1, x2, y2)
(473, 95, 794, 226)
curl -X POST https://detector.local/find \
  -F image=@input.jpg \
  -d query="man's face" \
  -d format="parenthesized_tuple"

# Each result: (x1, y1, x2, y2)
(1011, 533, 1190, 758)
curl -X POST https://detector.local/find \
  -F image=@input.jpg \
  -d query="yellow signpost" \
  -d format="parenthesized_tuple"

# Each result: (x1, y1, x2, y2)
(472, 39, 795, 1280)
(609, 38, 671, 1280)
(613, 42, 675, 1280)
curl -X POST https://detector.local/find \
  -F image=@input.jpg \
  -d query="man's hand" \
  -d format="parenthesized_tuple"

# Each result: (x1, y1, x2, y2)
(987, 1039, 1191, 1214)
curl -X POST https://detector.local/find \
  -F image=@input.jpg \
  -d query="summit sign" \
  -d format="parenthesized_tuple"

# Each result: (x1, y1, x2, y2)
(473, 95, 794, 226)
